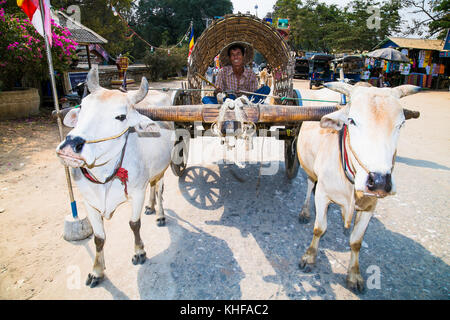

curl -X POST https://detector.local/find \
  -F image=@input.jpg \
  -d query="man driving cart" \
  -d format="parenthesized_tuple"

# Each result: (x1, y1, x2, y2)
(202, 42, 270, 104)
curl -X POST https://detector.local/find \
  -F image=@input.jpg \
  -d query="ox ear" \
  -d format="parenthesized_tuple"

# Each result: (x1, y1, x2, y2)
(324, 82, 354, 97)
(63, 108, 80, 127)
(391, 85, 421, 99)
(128, 77, 149, 105)
(127, 109, 160, 136)
(86, 65, 100, 93)
(320, 107, 349, 131)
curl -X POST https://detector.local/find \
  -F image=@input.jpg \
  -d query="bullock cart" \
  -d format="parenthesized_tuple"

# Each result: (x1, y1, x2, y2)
(133, 15, 417, 178)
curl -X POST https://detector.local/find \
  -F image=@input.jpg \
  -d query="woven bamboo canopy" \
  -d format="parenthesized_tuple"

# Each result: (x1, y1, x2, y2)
(187, 14, 295, 104)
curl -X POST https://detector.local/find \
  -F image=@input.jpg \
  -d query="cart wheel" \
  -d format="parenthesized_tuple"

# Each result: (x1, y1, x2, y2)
(293, 89, 302, 106)
(285, 137, 300, 179)
(170, 136, 189, 177)
(172, 88, 187, 106)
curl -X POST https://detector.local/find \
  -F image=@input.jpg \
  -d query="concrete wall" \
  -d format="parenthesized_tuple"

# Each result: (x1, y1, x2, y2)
(63, 64, 151, 93)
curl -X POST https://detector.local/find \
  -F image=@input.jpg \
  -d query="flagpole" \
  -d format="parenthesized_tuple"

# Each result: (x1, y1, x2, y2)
(38, 0, 78, 219)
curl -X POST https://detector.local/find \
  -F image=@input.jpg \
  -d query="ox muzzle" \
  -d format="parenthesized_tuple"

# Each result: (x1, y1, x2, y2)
(366, 172, 392, 197)
(59, 135, 86, 154)
(56, 135, 86, 167)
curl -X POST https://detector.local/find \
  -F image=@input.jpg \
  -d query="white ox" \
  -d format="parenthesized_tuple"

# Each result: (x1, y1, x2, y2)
(56, 66, 173, 288)
(296, 82, 420, 292)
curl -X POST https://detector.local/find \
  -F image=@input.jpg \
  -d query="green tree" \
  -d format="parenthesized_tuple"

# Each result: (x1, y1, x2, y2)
(273, 0, 349, 52)
(403, 0, 449, 38)
(132, 0, 233, 59)
(143, 44, 188, 81)
(342, 0, 403, 51)
(273, 0, 404, 53)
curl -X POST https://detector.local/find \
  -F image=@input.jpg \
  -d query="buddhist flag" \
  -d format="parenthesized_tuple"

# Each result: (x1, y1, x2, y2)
(188, 25, 194, 57)
(17, 0, 52, 46)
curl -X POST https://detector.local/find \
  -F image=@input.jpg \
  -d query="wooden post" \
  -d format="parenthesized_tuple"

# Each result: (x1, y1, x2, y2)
(38, 0, 77, 217)
(86, 44, 92, 69)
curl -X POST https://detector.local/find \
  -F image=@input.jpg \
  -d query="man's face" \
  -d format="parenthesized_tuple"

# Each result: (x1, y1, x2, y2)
(230, 48, 244, 68)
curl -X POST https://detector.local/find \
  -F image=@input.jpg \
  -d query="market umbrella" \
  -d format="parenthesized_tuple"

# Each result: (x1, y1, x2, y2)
(366, 47, 410, 62)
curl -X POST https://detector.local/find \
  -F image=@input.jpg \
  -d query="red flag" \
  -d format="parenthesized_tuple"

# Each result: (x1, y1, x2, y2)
(17, 0, 52, 46)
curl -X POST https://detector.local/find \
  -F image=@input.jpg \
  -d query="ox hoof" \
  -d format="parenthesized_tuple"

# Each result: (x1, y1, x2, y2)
(86, 273, 103, 288)
(346, 273, 365, 293)
(343, 227, 351, 237)
(298, 214, 310, 224)
(156, 217, 166, 227)
(144, 206, 155, 215)
(132, 252, 146, 265)
(299, 259, 314, 273)
(298, 207, 310, 224)
(299, 263, 313, 273)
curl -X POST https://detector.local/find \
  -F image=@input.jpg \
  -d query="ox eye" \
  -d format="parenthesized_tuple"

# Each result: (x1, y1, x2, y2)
(115, 114, 126, 121)
(348, 118, 356, 126)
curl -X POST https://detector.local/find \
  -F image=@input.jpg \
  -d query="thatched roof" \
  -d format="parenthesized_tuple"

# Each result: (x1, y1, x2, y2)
(376, 37, 445, 51)
(52, 10, 108, 45)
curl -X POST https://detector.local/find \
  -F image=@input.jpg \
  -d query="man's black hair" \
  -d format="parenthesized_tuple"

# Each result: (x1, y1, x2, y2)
(227, 44, 245, 57)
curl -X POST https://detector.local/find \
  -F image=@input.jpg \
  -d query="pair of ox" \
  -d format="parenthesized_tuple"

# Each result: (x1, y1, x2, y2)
(57, 66, 419, 292)
(56, 66, 173, 287)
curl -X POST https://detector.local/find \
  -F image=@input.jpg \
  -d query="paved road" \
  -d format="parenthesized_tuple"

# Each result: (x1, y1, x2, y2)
(21, 80, 450, 299)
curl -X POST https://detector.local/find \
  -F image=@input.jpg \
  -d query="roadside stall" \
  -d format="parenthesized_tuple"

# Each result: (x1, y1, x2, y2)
(373, 37, 449, 89)
(364, 47, 410, 87)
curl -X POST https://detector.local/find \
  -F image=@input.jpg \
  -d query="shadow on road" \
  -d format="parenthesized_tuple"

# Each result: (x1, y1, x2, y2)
(396, 156, 450, 171)
(136, 209, 244, 299)
(164, 162, 450, 299)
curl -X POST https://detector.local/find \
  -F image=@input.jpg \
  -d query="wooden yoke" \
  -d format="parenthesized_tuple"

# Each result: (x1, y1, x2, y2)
(134, 104, 341, 124)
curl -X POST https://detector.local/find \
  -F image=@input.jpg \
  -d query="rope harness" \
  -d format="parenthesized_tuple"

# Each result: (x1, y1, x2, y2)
(339, 124, 357, 184)
(339, 124, 395, 185)
(80, 127, 133, 195)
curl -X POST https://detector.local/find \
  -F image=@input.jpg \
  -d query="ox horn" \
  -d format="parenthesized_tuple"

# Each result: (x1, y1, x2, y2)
(324, 82, 354, 97)
(391, 85, 421, 99)
(86, 65, 100, 93)
(129, 77, 149, 106)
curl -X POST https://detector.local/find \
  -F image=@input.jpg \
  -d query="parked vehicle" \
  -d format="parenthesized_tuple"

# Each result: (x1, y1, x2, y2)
(333, 54, 364, 84)
(294, 56, 309, 79)
(309, 54, 335, 89)
(58, 81, 86, 109)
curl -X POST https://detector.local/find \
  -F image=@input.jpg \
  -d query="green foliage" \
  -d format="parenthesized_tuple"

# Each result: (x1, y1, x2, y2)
(132, 0, 233, 60)
(273, 0, 404, 53)
(0, 4, 78, 90)
(429, 0, 450, 39)
(143, 45, 188, 81)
